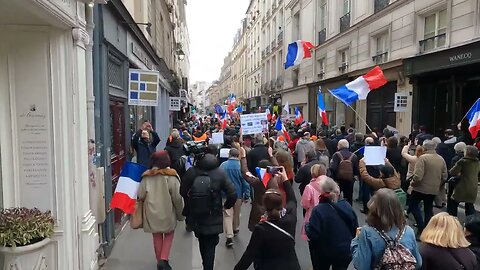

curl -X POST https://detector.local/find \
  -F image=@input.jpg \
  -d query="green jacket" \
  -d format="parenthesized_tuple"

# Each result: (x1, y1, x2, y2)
(450, 156, 480, 203)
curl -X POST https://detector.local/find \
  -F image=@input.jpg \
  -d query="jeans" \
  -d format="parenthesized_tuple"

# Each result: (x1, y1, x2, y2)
(152, 232, 175, 262)
(316, 256, 351, 270)
(447, 199, 476, 217)
(408, 190, 435, 233)
(196, 234, 219, 270)
(337, 179, 354, 205)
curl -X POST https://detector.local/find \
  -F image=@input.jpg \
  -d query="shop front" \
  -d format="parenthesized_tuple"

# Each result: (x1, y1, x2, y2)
(405, 41, 480, 140)
(281, 86, 309, 121)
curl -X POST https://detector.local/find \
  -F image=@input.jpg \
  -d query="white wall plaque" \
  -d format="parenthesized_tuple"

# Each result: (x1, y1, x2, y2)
(394, 93, 408, 112)
(169, 97, 181, 111)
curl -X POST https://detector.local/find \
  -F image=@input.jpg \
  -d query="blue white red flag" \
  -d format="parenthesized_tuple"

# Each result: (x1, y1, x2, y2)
(329, 66, 387, 105)
(466, 98, 480, 138)
(214, 104, 224, 115)
(110, 162, 148, 214)
(234, 106, 243, 113)
(266, 108, 272, 121)
(294, 107, 303, 125)
(284, 40, 316, 69)
(317, 87, 329, 126)
(275, 116, 291, 142)
(255, 167, 272, 187)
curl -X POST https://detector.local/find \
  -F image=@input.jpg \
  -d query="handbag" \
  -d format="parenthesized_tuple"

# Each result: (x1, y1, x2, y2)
(130, 201, 143, 229)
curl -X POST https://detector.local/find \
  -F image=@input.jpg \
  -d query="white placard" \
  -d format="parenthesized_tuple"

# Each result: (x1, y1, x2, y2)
(364, 146, 387, 166)
(220, 148, 230, 158)
(240, 113, 268, 135)
(394, 93, 408, 112)
(169, 97, 181, 111)
(211, 132, 224, 145)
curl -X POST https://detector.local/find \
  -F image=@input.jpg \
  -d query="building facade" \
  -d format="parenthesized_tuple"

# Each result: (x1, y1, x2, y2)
(190, 81, 211, 115)
(211, 0, 480, 137)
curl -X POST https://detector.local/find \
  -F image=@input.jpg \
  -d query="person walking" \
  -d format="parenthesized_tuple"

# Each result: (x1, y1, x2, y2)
(306, 177, 358, 269)
(330, 139, 359, 205)
(420, 212, 477, 270)
(275, 149, 295, 183)
(219, 148, 251, 248)
(295, 151, 321, 195)
(314, 138, 331, 168)
(234, 168, 301, 270)
(164, 130, 186, 178)
(137, 151, 184, 270)
(180, 153, 237, 270)
(447, 145, 480, 216)
(351, 188, 421, 270)
(409, 139, 448, 235)
(131, 121, 161, 167)
(246, 133, 270, 175)
(295, 132, 315, 167)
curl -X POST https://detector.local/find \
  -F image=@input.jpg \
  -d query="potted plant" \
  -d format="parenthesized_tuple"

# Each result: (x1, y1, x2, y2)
(0, 207, 55, 269)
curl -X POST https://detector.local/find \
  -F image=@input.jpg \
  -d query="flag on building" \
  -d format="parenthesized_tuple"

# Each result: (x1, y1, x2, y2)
(294, 107, 303, 125)
(275, 116, 291, 142)
(466, 98, 480, 138)
(317, 87, 329, 126)
(284, 40, 316, 69)
(283, 101, 290, 114)
(266, 108, 272, 121)
(329, 66, 387, 106)
(110, 162, 148, 214)
(256, 167, 272, 187)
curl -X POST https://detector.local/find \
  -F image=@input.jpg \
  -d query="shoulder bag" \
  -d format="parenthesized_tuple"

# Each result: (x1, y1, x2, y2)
(130, 201, 143, 229)
(264, 221, 295, 242)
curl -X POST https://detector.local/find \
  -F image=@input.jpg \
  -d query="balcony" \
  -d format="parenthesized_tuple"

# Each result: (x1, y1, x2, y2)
(276, 76, 284, 88)
(372, 52, 388, 64)
(374, 0, 390, 13)
(338, 63, 348, 73)
(265, 81, 271, 92)
(340, 13, 351, 33)
(419, 33, 446, 53)
(270, 80, 275, 91)
(266, 45, 270, 54)
(318, 28, 326, 45)
(317, 71, 325, 81)
(262, 50, 265, 58)
(272, 0, 277, 10)
(271, 40, 276, 50)
(266, 9, 270, 18)
(278, 31, 284, 43)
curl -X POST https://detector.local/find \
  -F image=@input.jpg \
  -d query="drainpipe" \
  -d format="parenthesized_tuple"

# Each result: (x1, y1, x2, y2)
(86, 4, 96, 144)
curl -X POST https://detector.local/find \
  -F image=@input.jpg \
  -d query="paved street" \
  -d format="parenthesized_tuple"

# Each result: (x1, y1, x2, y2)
(103, 182, 475, 270)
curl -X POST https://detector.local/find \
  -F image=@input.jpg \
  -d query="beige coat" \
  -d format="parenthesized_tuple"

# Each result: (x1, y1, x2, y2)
(137, 168, 184, 233)
(359, 159, 401, 190)
(411, 150, 448, 195)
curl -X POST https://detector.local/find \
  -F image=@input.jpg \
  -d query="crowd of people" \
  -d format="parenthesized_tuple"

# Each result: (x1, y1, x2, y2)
(130, 115, 480, 270)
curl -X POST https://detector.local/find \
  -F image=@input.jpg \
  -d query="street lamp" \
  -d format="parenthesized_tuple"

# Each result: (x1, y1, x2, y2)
(177, 49, 185, 60)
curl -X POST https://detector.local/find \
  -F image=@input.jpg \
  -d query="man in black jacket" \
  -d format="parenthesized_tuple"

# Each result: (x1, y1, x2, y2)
(294, 151, 321, 195)
(246, 133, 270, 174)
(180, 153, 237, 270)
(164, 130, 186, 177)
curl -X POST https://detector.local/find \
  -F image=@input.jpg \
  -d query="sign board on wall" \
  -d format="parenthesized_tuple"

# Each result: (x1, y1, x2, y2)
(240, 113, 268, 135)
(128, 69, 159, 106)
(394, 93, 408, 112)
(169, 97, 181, 111)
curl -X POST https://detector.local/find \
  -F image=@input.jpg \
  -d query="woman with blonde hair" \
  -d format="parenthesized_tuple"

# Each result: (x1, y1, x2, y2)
(420, 212, 477, 270)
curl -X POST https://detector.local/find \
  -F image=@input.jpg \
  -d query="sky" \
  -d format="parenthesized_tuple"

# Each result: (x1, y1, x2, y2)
(187, 0, 250, 83)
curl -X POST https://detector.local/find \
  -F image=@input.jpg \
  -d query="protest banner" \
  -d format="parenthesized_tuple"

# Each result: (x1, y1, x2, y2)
(240, 113, 268, 135)
(364, 146, 387, 165)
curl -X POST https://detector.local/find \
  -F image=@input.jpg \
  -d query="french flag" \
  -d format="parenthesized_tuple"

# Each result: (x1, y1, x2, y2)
(220, 111, 228, 129)
(294, 107, 303, 125)
(329, 66, 388, 105)
(234, 106, 243, 113)
(317, 87, 329, 126)
(284, 40, 316, 69)
(466, 98, 480, 138)
(275, 116, 291, 142)
(256, 167, 272, 188)
(230, 94, 237, 106)
(266, 108, 272, 121)
(110, 162, 148, 214)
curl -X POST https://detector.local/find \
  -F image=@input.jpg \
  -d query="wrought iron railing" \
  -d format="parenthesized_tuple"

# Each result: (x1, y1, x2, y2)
(340, 13, 351, 33)
(419, 33, 446, 52)
(372, 51, 388, 64)
(318, 28, 326, 44)
(374, 0, 390, 13)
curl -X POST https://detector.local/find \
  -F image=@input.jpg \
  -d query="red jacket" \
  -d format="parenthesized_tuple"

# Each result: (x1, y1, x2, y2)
(288, 138, 299, 154)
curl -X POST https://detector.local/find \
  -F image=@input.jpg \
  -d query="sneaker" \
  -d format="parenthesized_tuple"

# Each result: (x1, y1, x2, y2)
(233, 229, 240, 236)
(163, 260, 172, 270)
(157, 260, 166, 270)
(226, 238, 233, 248)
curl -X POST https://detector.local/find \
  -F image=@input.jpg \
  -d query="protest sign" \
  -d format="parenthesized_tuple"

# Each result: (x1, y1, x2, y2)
(364, 146, 387, 165)
(211, 132, 224, 145)
(240, 113, 268, 135)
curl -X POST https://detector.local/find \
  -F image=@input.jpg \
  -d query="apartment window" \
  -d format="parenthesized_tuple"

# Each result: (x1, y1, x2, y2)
(374, 0, 390, 13)
(343, 0, 351, 15)
(340, 0, 351, 33)
(316, 58, 325, 80)
(373, 33, 389, 64)
(293, 12, 300, 40)
(292, 69, 299, 87)
(338, 49, 349, 73)
(318, 0, 327, 30)
(421, 9, 447, 52)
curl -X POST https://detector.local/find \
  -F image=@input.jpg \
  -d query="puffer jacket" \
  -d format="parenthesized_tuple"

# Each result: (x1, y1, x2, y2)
(180, 154, 237, 235)
(359, 159, 401, 190)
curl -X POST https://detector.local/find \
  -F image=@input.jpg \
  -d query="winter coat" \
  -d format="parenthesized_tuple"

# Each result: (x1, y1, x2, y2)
(137, 168, 184, 233)
(323, 137, 338, 157)
(300, 176, 326, 240)
(451, 152, 465, 168)
(164, 139, 186, 170)
(220, 158, 251, 200)
(234, 181, 300, 270)
(466, 234, 480, 268)
(246, 143, 270, 175)
(294, 159, 321, 195)
(359, 159, 401, 190)
(330, 149, 360, 181)
(295, 138, 315, 163)
(288, 137, 300, 154)
(131, 130, 161, 167)
(411, 150, 448, 195)
(420, 244, 477, 270)
(179, 154, 237, 235)
(437, 142, 455, 169)
(306, 199, 358, 259)
(350, 142, 365, 159)
(450, 156, 480, 203)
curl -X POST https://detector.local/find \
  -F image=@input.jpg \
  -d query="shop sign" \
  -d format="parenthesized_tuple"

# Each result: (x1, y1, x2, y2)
(169, 97, 181, 111)
(128, 69, 159, 106)
(179, 89, 187, 100)
(132, 43, 153, 70)
(394, 93, 408, 112)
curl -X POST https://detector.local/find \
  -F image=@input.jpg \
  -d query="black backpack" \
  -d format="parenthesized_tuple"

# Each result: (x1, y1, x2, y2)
(189, 171, 216, 217)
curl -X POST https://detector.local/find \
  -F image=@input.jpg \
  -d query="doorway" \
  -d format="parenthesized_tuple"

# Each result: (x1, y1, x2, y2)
(367, 81, 396, 131)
